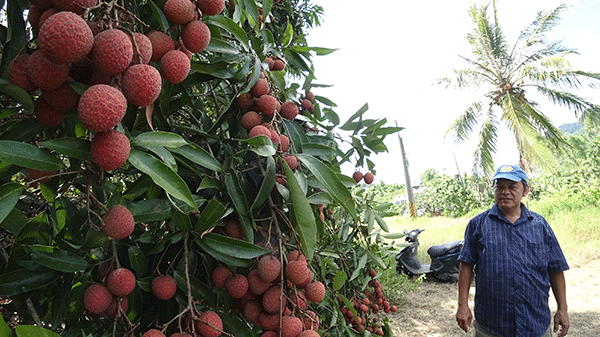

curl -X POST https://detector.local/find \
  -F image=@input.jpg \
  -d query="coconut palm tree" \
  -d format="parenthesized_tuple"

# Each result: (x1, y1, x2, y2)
(439, 1, 600, 175)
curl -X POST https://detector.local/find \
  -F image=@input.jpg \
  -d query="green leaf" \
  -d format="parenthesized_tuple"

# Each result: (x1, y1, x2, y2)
(128, 149, 198, 211)
(340, 103, 369, 131)
(128, 199, 172, 223)
(194, 235, 254, 268)
(130, 131, 188, 149)
(282, 20, 293, 48)
(251, 155, 275, 210)
(0, 79, 34, 112)
(297, 154, 357, 220)
(15, 325, 61, 337)
(332, 271, 348, 291)
(128, 246, 147, 277)
(291, 46, 338, 56)
(367, 251, 387, 270)
(147, 0, 170, 32)
(51, 273, 74, 328)
(350, 253, 368, 281)
(191, 61, 238, 79)
(0, 182, 24, 225)
(29, 246, 88, 273)
(0, 208, 28, 237)
(0, 314, 12, 336)
(206, 16, 249, 50)
(170, 144, 223, 172)
(224, 172, 254, 243)
(39, 138, 92, 162)
(307, 191, 332, 205)
(173, 271, 215, 304)
(240, 135, 276, 157)
(374, 212, 389, 232)
(0, 269, 62, 296)
(147, 146, 177, 171)
(200, 233, 270, 259)
(0, 141, 65, 170)
(195, 198, 226, 232)
(205, 38, 240, 55)
(282, 157, 317, 261)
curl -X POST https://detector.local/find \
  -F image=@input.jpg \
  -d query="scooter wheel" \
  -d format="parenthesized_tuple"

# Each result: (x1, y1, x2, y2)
(398, 265, 415, 278)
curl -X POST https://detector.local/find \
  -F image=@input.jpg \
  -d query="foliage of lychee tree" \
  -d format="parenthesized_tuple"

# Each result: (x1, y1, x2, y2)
(0, 0, 402, 336)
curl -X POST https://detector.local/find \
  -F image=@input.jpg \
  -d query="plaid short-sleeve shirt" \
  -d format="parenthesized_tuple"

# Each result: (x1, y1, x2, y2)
(459, 203, 569, 337)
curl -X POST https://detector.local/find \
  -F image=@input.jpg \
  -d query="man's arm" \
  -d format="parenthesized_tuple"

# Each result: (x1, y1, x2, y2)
(456, 261, 474, 333)
(550, 271, 569, 337)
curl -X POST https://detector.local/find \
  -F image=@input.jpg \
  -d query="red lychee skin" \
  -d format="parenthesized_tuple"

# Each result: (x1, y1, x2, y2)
(241, 111, 261, 131)
(35, 98, 64, 127)
(27, 168, 56, 184)
(280, 101, 299, 120)
(242, 299, 262, 325)
(249, 78, 269, 97)
(289, 290, 308, 310)
(196, 0, 225, 16)
(182, 20, 211, 53)
(102, 205, 135, 239)
(301, 98, 312, 110)
(248, 125, 271, 139)
(352, 171, 363, 183)
(130, 33, 153, 64)
(122, 64, 162, 107)
(90, 29, 133, 76)
(152, 275, 177, 300)
(275, 173, 287, 188)
(256, 95, 278, 118)
(363, 172, 375, 184)
(278, 134, 290, 152)
(247, 269, 270, 295)
(261, 332, 277, 337)
(283, 154, 298, 171)
(262, 285, 285, 313)
(8, 54, 37, 92)
(164, 0, 195, 25)
(39, 11, 94, 64)
(143, 329, 166, 337)
(106, 268, 136, 297)
(211, 266, 232, 289)
(147, 31, 175, 62)
(272, 59, 285, 71)
(287, 250, 307, 263)
(302, 310, 319, 331)
(305, 91, 315, 102)
(298, 331, 320, 337)
(269, 130, 280, 144)
(224, 219, 245, 240)
(27, 50, 70, 91)
(265, 57, 274, 70)
(78, 84, 127, 132)
(171, 334, 192, 337)
(42, 83, 80, 112)
(305, 281, 325, 303)
(195, 311, 223, 337)
(83, 283, 113, 314)
(104, 295, 128, 318)
(236, 92, 255, 110)
(90, 129, 131, 171)
(257, 255, 281, 283)
(226, 274, 249, 299)
(175, 40, 193, 61)
(52, 0, 97, 14)
(39, 9, 58, 29)
(259, 312, 280, 331)
(285, 260, 311, 286)
(27, 4, 44, 32)
(160, 50, 191, 84)
(281, 316, 303, 337)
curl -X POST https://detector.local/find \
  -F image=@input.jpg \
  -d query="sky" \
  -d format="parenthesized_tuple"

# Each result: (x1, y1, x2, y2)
(305, 0, 600, 185)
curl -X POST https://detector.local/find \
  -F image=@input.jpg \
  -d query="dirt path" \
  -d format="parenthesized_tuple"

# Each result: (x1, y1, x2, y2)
(388, 258, 600, 336)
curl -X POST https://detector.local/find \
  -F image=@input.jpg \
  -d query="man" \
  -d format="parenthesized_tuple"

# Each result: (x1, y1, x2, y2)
(455, 165, 570, 337)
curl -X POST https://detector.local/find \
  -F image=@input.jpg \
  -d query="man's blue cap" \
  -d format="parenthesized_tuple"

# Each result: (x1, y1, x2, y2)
(492, 165, 528, 183)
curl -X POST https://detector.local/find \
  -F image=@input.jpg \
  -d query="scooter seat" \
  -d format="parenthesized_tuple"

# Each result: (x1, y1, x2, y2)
(427, 240, 463, 257)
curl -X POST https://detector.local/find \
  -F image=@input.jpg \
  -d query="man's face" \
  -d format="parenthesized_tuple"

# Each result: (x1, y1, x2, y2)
(493, 178, 529, 211)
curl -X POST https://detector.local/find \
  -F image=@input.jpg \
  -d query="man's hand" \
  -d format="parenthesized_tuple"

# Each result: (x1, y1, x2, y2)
(455, 304, 472, 333)
(554, 309, 569, 337)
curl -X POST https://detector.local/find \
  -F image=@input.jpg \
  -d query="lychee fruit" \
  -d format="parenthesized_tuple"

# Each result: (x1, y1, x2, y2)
(283, 154, 298, 171)
(262, 332, 277, 337)
(247, 269, 270, 295)
(211, 266, 232, 289)
(104, 295, 128, 318)
(249, 78, 269, 97)
(106, 268, 136, 297)
(195, 311, 223, 337)
(226, 274, 249, 299)
(259, 312, 280, 332)
(39, 11, 94, 64)
(301, 98, 312, 110)
(248, 125, 271, 139)
(147, 31, 175, 62)
(256, 95, 279, 118)
(102, 205, 135, 239)
(182, 20, 211, 53)
(305, 91, 315, 102)
(262, 285, 285, 313)
(272, 59, 285, 71)
(257, 255, 281, 283)
(164, 0, 195, 25)
(83, 283, 113, 314)
(224, 219, 245, 240)
(160, 50, 191, 84)
(363, 172, 375, 184)
(89, 29, 133, 76)
(26, 168, 56, 184)
(42, 83, 80, 112)
(305, 281, 325, 303)
(52, 0, 97, 14)
(287, 250, 306, 263)
(78, 84, 127, 132)
(122, 64, 162, 107)
(8, 54, 37, 92)
(285, 260, 310, 286)
(278, 134, 290, 152)
(196, 0, 225, 16)
(242, 299, 262, 325)
(268, 130, 280, 144)
(302, 310, 319, 330)
(289, 290, 308, 310)
(236, 92, 255, 110)
(298, 331, 320, 337)
(265, 57, 274, 70)
(280, 101, 299, 120)
(152, 275, 177, 300)
(241, 111, 261, 131)
(352, 171, 363, 183)
(26, 4, 44, 32)
(90, 129, 131, 171)
(143, 329, 166, 337)
(281, 316, 303, 337)
(35, 98, 64, 127)
(275, 173, 287, 187)
(26, 50, 70, 91)
(130, 32, 153, 64)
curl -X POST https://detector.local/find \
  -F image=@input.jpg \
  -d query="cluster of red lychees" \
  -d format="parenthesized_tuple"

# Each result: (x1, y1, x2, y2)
(83, 263, 136, 319)
(352, 171, 375, 184)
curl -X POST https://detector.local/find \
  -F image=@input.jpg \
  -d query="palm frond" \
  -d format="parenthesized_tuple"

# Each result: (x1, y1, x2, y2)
(466, 3, 507, 74)
(472, 109, 499, 177)
(520, 101, 568, 150)
(534, 86, 599, 117)
(445, 101, 484, 143)
(512, 41, 577, 72)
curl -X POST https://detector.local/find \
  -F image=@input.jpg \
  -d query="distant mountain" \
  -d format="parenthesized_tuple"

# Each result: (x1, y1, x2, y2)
(559, 123, 584, 135)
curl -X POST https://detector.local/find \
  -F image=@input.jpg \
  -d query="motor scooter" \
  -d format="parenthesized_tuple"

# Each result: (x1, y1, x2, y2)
(395, 229, 463, 282)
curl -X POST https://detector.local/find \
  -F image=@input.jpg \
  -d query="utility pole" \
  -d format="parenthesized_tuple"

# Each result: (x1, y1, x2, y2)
(396, 121, 416, 218)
